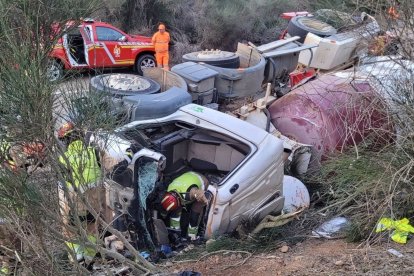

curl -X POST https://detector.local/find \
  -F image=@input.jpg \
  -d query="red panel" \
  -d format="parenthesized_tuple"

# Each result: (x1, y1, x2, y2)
(281, 11, 310, 20)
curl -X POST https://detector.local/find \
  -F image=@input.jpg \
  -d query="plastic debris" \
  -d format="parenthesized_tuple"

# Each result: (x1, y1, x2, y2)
(0, 264, 9, 275)
(161, 244, 172, 255)
(65, 235, 97, 263)
(177, 271, 201, 276)
(139, 251, 150, 259)
(105, 235, 125, 252)
(387, 248, 404, 258)
(312, 217, 350, 239)
(283, 175, 310, 213)
(376, 217, 414, 244)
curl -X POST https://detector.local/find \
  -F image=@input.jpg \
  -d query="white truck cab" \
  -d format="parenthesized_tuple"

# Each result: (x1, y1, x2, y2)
(96, 103, 285, 238)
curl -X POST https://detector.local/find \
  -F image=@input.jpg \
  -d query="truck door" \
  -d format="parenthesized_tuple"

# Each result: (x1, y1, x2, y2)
(128, 150, 166, 249)
(80, 25, 93, 66)
(93, 26, 128, 67)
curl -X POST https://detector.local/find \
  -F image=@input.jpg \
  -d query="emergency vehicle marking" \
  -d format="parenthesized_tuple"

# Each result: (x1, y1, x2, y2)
(54, 43, 64, 49)
(120, 45, 153, 49)
(115, 60, 134, 65)
(119, 41, 153, 49)
(88, 45, 104, 50)
(119, 42, 152, 46)
(101, 43, 116, 64)
(113, 45, 121, 58)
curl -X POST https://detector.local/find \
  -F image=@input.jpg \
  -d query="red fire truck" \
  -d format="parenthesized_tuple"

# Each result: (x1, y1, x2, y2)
(47, 19, 156, 81)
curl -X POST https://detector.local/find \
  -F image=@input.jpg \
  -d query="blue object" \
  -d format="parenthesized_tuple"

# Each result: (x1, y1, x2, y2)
(140, 251, 150, 259)
(161, 244, 172, 255)
(123, 87, 192, 121)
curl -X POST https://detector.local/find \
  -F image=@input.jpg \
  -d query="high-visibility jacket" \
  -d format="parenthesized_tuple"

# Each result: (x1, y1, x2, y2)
(0, 141, 16, 170)
(151, 31, 170, 53)
(0, 141, 10, 157)
(167, 171, 205, 201)
(59, 140, 101, 188)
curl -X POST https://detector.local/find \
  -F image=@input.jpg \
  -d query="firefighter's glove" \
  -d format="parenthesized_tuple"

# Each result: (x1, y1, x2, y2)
(189, 188, 208, 205)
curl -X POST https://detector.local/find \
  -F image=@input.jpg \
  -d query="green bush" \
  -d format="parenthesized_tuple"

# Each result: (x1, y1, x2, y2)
(315, 142, 414, 242)
(114, 0, 307, 53)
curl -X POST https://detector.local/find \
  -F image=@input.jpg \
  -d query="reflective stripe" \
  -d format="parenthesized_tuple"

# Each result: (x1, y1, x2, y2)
(101, 43, 115, 64)
(166, 202, 175, 212)
(167, 172, 204, 194)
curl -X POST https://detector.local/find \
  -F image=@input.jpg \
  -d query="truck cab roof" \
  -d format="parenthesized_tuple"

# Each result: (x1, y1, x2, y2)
(179, 104, 268, 145)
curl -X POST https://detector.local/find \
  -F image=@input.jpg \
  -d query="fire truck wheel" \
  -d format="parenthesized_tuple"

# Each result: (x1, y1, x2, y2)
(135, 54, 156, 75)
(90, 73, 161, 97)
(46, 59, 63, 82)
(287, 16, 337, 43)
(182, 50, 240, 68)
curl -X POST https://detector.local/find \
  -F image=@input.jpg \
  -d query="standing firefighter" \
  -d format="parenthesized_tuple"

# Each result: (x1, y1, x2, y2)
(57, 122, 112, 263)
(152, 23, 170, 70)
(161, 171, 209, 241)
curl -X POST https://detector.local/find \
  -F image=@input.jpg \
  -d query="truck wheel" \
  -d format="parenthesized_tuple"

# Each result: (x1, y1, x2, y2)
(46, 59, 63, 82)
(287, 16, 337, 43)
(135, 54, 156, 75)
(182, 50, 240, 68)
(90, 73, 161, 97)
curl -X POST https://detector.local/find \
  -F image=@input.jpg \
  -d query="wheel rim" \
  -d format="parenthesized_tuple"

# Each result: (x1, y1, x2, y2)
(298, 17, 336, 32)
(140, 58, 156, 69)
(46, 63, 60, 81)
(196, 50, 236, 59)
(101, 74, 151, 91)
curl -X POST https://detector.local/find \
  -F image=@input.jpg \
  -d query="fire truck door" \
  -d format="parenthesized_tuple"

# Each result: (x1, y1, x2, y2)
(81, 25, 95, 67)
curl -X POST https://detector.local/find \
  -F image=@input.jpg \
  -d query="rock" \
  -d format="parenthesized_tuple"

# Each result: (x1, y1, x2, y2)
(111, 240, 124, 251)
(114, 266, 130, 274)
(105, 235, 125, 252)
(237, 254, 242, 259)
(165, 261, 173, 267)
(294, 256, 303, 261)
(335, 260, 344, 266)
(206, 239, 216, 246)
(256, 266, 266, 272)
(230, 254, 237, 261)
(280, 245, 289, 253)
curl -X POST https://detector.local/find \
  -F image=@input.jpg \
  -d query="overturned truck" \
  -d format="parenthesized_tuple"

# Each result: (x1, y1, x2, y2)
(91, 101, 290, 251)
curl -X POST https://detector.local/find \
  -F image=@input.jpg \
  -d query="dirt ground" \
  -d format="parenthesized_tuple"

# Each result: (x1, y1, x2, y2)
(167, 238, 414, 275)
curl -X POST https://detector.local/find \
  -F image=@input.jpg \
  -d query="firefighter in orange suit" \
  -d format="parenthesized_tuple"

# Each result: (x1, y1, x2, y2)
(152, 23, 170, 70)
(388, 6, 399, 20)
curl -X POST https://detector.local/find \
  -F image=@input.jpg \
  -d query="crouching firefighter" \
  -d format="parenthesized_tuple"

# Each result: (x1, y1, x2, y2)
(160, 171, 210, 242)
(57, 122, 112, 263)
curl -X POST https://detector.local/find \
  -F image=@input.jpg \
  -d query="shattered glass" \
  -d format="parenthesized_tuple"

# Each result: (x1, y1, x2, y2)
(135, 160, 159, 250)
(138, 161, 158, 210)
